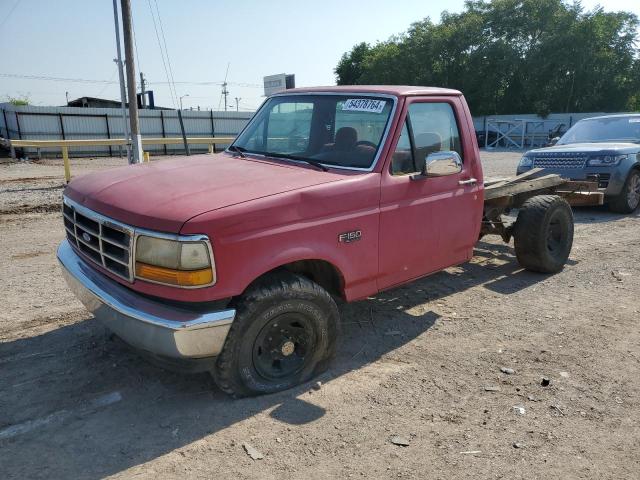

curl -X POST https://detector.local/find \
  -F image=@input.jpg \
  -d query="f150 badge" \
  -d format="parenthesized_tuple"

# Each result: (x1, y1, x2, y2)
(339, 230, 362, 243)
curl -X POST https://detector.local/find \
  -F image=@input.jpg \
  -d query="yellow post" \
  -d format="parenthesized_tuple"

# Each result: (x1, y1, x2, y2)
(143, 151, 150, 163)
(62, 146, 71, 183)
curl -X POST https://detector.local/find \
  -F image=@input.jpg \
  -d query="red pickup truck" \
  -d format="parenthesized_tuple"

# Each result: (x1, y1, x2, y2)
(58, 86, 575, 397)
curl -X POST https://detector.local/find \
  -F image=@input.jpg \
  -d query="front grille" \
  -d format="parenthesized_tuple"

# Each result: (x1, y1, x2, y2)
(63, 199, 134, 281)
(533, 155, 587, 169)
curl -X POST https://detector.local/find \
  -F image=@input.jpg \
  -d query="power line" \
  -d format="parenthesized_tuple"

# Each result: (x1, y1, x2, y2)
(0, 73, 264, 89)
(96, 67, 119, 97)
(149, 80, 262, 88)
(0, 0, 21, 29)
(153, 0, 179, 108)
(147, 0, 176, 108)
(0, 73, 116, 84)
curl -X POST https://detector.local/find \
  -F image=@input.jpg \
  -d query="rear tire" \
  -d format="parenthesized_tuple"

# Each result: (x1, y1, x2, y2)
(608, 169, 640, 214)
(212, 271, 339, 398)
(514, 195, 574, 273)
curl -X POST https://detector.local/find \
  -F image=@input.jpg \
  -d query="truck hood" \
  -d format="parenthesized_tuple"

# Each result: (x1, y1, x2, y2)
(64, 153, 347, 232)
(527, 142, 640, 155)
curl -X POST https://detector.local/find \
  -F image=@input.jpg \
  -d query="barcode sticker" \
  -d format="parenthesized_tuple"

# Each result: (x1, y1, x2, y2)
(342, 99, 386, 114)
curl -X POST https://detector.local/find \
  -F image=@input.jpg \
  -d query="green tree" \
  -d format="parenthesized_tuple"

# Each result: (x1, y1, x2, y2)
(6, 95, 30, 106)
(335, 0, 640, 115)
(335, 42, 371, 85)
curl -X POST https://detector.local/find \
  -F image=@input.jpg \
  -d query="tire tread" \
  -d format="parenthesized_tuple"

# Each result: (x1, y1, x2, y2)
(213, 271, 338, 397)
(608, 169, 640, 214)
(514, 195, 573, 273)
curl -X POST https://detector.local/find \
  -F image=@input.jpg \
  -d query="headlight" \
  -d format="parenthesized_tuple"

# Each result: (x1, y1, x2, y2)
(519, 154, 533, 168)
(135, 235, 215, 287)
(587, 154, 627, 166)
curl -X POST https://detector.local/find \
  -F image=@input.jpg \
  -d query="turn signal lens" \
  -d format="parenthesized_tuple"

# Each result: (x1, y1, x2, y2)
(135, 262, 214, 287)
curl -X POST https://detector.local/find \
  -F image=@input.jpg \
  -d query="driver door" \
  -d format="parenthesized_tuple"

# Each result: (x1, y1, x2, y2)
(377, 97, 483, 291)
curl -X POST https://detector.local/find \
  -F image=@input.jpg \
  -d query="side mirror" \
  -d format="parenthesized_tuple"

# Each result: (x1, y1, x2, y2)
(411, 151, 462, 180)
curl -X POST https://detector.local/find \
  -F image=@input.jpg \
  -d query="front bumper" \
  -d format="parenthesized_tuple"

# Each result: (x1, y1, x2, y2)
(516, 157, 638, 197)
(57, 240, 235, 359)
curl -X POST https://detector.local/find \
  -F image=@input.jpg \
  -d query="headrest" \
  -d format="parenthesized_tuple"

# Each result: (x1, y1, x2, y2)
(335, 127, 357, 151)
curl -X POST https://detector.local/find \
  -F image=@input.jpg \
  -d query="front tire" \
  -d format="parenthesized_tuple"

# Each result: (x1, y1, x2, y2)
(212, 271, 339, 397)
(609, 169, 640, 214)
(514, 195, 574, 273)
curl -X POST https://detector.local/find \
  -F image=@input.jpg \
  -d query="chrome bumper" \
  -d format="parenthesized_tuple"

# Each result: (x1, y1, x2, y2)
(57, 240, 235, 359)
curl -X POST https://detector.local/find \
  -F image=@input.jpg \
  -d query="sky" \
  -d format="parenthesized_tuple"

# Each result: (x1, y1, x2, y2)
(1, 0, 639, 111)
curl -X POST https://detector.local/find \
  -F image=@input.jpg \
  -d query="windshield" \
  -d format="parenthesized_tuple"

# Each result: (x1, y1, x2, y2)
(231, 94, 394, 169)
(558, 116, 640, 145)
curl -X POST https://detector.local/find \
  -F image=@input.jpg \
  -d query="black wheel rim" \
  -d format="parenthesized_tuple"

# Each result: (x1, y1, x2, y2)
(252, 313, 316, 381)
(546, 211, 567, 255)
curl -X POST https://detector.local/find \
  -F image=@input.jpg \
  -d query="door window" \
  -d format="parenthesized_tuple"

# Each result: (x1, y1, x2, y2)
(391, 121, 415, 175)
(391, 102, 462, 175)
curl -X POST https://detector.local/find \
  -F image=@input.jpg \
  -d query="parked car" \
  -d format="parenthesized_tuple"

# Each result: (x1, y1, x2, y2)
(58, 86, 576, 397)
(475, 128, 499, 147)
(517, 114, 640, 213)
(546, 123, 566, 146)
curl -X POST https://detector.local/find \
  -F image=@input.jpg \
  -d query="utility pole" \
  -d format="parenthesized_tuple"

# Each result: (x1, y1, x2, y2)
(234, 97, 241, 112)
(139, 72, 147, 108)
(65, 91, 69, 104)
(120, 0, 142, 163)
(222, 82, 229, 111)
(220, 62, 231, 112)
(112, 0, 130, 162)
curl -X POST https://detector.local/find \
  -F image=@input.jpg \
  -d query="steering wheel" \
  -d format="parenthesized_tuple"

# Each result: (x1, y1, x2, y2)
(355, 140, 377, 148)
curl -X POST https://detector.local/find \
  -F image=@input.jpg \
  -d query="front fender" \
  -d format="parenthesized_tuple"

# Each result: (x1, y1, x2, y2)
(607, 155, 640, 196)
(181, 174, 383, 302)
(205, 220, 379, 302)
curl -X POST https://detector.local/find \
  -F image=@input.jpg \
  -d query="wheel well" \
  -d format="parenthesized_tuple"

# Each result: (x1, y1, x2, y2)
(247, 260, 345, 299)
(624, 165, 640, 183)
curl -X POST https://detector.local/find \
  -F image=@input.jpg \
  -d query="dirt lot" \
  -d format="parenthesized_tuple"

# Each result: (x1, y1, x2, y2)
(1, 152, 639, 479)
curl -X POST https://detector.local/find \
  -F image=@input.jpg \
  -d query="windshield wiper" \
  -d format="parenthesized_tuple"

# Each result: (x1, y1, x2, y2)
(228, 145, 247, 157)
(260, 152, 329, 172)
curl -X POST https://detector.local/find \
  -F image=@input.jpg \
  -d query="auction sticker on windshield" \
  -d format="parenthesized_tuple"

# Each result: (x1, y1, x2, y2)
(342, 98, 386, 114)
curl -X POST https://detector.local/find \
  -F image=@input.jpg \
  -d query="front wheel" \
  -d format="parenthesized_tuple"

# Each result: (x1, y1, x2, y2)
(609, 170, 640, 214)
(212, 271, 339, 397)
(513, 195, 574, 273)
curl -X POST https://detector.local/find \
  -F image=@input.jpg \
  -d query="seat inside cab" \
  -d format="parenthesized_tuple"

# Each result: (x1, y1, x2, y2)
(313, 126, 377, 167)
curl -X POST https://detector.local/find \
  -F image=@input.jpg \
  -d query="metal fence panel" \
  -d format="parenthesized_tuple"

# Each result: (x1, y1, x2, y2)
(472, 111, 634, 148)
(0, 103, 253, 157)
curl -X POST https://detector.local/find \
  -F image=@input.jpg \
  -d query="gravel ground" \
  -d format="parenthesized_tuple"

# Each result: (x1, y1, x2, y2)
(0, 151, 639, 479)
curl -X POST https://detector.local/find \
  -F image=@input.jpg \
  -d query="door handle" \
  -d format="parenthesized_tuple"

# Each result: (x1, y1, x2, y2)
(458, 178, 477, 185)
